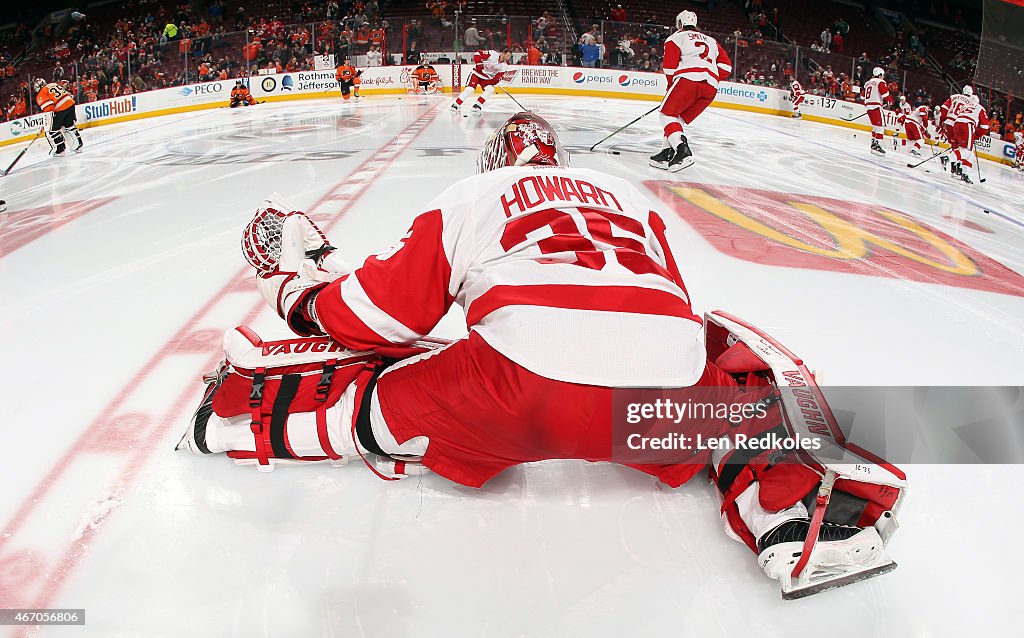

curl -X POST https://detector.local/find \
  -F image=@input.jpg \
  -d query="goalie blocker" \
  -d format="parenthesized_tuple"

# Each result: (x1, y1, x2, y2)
(180, 311, 906, 598)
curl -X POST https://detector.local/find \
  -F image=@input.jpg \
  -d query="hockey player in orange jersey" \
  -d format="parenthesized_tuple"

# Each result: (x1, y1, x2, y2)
(335, 57, 363, 101)
(34, 78, 83, 156)
(410, 63, 441, 94)
(229, 80, 258, 107)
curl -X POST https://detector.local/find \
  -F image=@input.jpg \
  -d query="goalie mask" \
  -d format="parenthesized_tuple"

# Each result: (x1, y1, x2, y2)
(477, 112, 569, 174)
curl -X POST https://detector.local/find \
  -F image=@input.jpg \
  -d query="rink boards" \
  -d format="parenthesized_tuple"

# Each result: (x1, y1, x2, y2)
(1, 65, 1017, 165)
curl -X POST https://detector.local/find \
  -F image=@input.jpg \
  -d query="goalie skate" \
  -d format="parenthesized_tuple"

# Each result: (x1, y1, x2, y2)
(759, 521, 897, 600)
(705, 311, 907, 599)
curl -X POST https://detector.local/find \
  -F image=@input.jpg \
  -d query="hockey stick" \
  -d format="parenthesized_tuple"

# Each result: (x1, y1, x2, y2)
(2, 127, 45, 176)
(906, 146, 951, 168)
(841, 112, 868, 122)
(974, 156, 986, 183)
(496, 84, 532, 112)
(589, 105, 661, 152)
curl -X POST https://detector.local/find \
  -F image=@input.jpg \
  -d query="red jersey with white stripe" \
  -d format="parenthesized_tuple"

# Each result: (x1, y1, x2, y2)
(471, 50, 509, 81)
(898, 102, 928, 127)
(662, 30, 732, 88)
(313, 166, 706, 387)
(862, 77, 889, 108)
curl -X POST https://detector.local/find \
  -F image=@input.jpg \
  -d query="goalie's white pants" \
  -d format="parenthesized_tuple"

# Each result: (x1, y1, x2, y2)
(202, 383, 429, 458)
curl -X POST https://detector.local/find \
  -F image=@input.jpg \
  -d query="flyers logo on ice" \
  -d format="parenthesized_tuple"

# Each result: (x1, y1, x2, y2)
(649, 182, 1024, 297)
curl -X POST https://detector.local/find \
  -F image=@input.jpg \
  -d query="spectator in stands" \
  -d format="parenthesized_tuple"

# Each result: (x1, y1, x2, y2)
(833, 31, 844, 54)
(609, 36, 630, 70)
(427, 1, 447, 27)
(820, 28, 831, 51)
(581, 38, 600, 68)
(610, 5, 627, 23)
(579, 25, 597, 47)
(406, 41, 421, 65)
(526, 41, 541, 66)
(535, 12, 554, 37)
(366, 44, 383, 67)
(465, 20, 484, 49)
(365, 0, 380, 22)
(407, 19, 424, 43)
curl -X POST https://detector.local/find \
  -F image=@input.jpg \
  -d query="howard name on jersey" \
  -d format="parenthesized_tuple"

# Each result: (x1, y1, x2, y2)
(663, 31, 732, 88)
(313, 166, 706, 387)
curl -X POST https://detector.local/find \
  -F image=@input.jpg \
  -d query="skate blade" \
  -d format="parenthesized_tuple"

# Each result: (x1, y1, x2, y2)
(781, 559, 897, 600)
(648, 160, 669, 169)
(668, 157, 694, 172)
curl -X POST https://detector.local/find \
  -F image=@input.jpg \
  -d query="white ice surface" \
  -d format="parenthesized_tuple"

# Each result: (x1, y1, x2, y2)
(0, 95, 1022, 636)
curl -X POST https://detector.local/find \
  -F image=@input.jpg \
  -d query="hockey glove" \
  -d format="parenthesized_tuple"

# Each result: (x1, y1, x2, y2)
(255, 213, 354, 336)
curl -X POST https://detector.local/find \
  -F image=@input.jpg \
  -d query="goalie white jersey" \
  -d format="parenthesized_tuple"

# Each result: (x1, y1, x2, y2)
(313, 166, 706, 387)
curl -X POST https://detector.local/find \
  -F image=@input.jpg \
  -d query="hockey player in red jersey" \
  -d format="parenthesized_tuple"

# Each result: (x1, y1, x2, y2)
(939, 85, 973, 171)
(896, 95, 929, 156)
(789, 79, 805, 119)
(649, 11, 731, 171)
(949, 94, 989, 183)
(862, 67, 892, 155)
(180, 112, 907, 599)
(450, 49, 511, 113)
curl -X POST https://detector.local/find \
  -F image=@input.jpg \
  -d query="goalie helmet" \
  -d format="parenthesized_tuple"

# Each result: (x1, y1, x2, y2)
(32, 78, 46, 92)
(872, 67, 884, 78)
(477, 112, 569, 174)
(963, 84, 973, 96)
(676, 10, 698, 29)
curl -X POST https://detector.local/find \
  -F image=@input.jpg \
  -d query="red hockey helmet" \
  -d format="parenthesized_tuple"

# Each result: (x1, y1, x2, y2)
(477, 112, 569, 174)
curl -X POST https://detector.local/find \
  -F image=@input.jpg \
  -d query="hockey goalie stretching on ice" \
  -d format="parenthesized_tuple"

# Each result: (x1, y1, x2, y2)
(178, 112, 907, 599)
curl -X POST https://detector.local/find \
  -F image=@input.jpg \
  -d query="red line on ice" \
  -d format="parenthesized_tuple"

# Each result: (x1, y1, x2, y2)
(0, 101, 445, 630)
